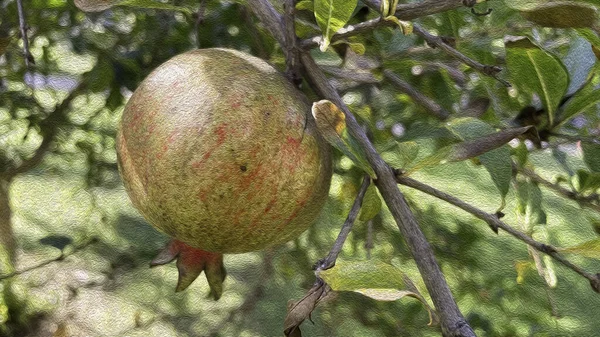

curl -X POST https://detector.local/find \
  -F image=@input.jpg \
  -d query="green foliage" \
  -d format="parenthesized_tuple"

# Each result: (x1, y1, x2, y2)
(314, 0, 357, 51)
(505, 37, 569, 126)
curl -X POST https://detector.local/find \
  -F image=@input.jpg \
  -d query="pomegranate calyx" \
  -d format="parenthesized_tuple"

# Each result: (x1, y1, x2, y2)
(150, 239, 226, 299)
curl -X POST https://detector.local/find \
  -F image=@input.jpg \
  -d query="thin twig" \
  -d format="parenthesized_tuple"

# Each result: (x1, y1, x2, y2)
(0, 237, 98, 280)
(316, 176, 371, 270)
(515, 164, 600, 212)
(365, 219, 374, 259)
(395, 174, 600, 293)
(412, 24, 511, 87)
(300, 0, 489, 49)
(16, 0, 33, 66)
(383, 69, 451, 120)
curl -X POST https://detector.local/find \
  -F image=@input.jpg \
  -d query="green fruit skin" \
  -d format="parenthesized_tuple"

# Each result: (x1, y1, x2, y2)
(117, 48, 332, 254)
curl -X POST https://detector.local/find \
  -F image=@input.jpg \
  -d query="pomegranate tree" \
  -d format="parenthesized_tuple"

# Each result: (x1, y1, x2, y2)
(116, 48, 332, 297)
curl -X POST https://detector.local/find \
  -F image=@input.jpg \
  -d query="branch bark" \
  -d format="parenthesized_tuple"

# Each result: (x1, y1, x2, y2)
(247, 1, 476, 335)
(383, 69, 451, 120)
(411, 24, 511, 87)
(316, 175, 371, 270)
(395, 174, 600, 293)
(515, 163, 600, 213)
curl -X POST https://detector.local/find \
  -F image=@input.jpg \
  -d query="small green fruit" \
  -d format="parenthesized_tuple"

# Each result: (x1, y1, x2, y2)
(117, 48, 332, 255)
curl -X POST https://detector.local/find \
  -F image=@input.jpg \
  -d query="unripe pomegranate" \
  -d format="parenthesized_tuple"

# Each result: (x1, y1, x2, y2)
(116, 48, 332, 296)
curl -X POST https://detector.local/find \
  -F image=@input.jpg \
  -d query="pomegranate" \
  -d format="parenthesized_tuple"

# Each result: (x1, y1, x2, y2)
(116, 48, 332, 297)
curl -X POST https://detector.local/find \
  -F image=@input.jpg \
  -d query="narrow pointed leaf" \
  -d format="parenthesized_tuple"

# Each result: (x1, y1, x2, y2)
(446, 118, 513, 202)
(448, 126, 533, 162)
(559, 64, 600, 125)
(312, 100, 376, 178)
(520, 2, 598, 28)
(314, 0, 358, 51)
(560, 238, 600, 259)
(358, 184, 381, 221)
(505, 37, 569, 126)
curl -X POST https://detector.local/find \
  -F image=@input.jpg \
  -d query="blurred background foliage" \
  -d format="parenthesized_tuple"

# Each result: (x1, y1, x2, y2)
(1, 0, 600, 336)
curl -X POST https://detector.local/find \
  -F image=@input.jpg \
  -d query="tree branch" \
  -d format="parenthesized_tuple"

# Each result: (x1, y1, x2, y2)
(316, 175, 371, 270)
(282, 0, 302, 84)
(247, 2, 477, 335)
(383, 69, 451, 120)
(515, 163, 600, 213)
(16, 0, 33, 66)
(300, 49, 475, 337)
(411, 24, 511, 87)
(395, 173, 600, 293)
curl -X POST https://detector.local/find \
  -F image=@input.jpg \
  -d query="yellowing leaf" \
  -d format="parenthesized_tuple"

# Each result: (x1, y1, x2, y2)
(383, 16, 413, 35)
(515, 260, 534, 284)
(312, 100, 376, 178)
(318, 260, 435, 325)
(560, 238, 600, 259)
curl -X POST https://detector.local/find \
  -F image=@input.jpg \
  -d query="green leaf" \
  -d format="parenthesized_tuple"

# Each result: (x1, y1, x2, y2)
(446, 118, 513, 202)
(516, 180, 546, 232)
(318, 260, 434, 324)
(314, 0, 358, 51)
(582, 143, 600, 173)
(560, 238, 600, 259)
(448, 126, 533, 162)
(573, 169, 600, 193)
(311, 100, 376, 178)
(505, 37, 569, 126)
(559, 73, 600, 126)
(358, 184, 381, 221)
(296, 0, 314, 11)
(520, 2, 598, 28)
(577, 28, 600, 59)
(382, 141, 419, 169)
